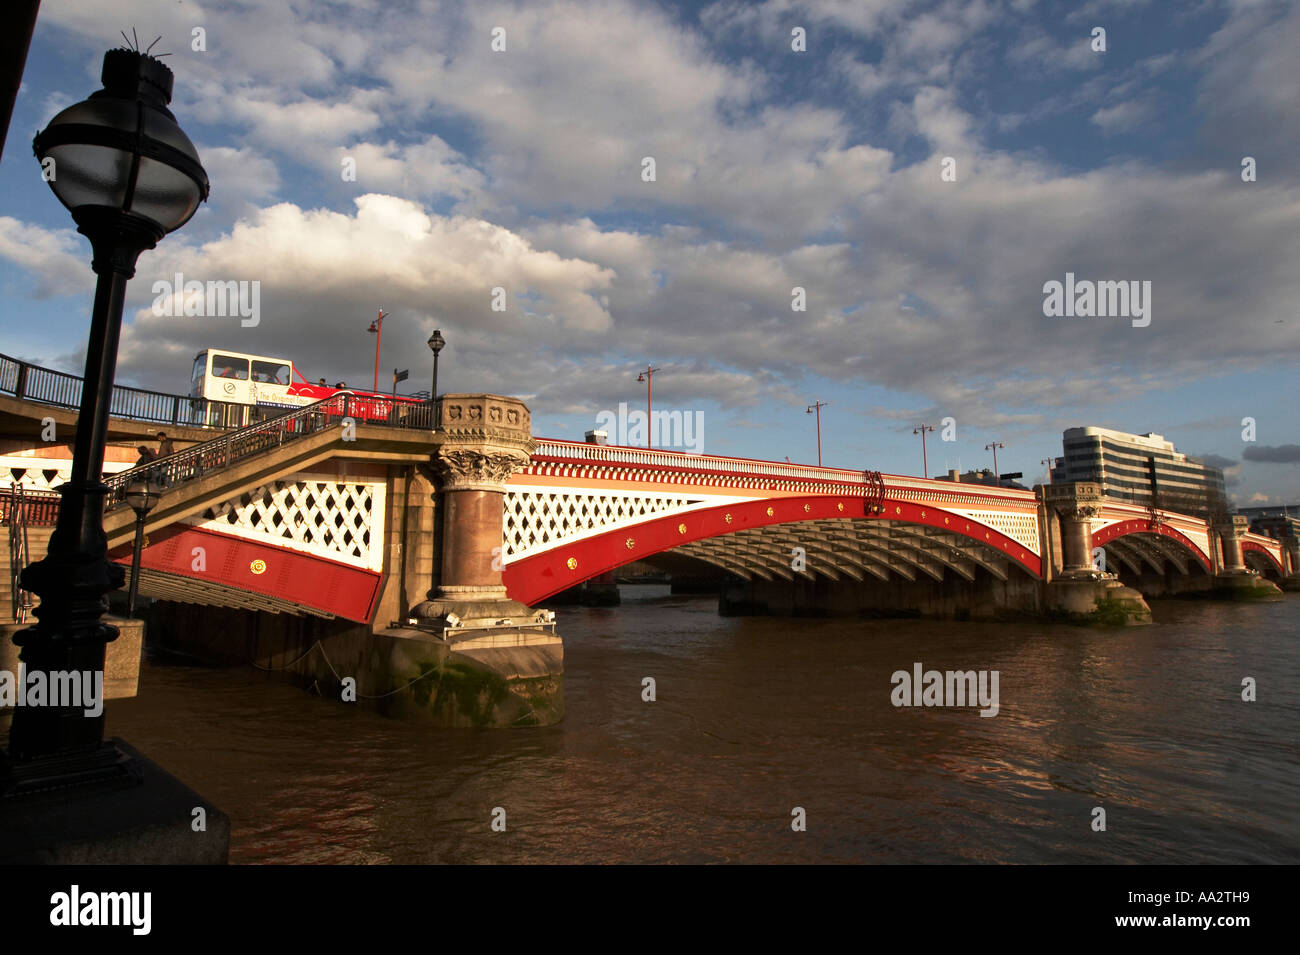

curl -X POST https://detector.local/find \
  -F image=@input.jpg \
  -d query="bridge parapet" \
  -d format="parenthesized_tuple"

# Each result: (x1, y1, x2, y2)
(533, 438, 877, 485)
(530, 438, 1041, 504)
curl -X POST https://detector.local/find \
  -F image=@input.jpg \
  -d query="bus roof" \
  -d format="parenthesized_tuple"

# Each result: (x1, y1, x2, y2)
(195, 347, 295, 366)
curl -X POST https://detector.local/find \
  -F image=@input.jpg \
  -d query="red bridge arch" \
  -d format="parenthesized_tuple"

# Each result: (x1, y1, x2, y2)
(1091, 519, 1212, 571)
(503, 493, 1043, 605)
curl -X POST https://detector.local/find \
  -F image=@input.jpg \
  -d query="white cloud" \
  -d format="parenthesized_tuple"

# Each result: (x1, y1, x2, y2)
(104, 194, 616, 391)
(0, 218, 92, 298)
(1090, 98, 1154, 133)
(329, 136, 487, 205)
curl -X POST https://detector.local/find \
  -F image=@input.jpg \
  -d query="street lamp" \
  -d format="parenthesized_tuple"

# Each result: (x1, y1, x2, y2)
(807, 401, 828, 467)
(4, 47, 207, 783)
(367, 308, 387, 394)
(124, 480, 160, 616)
(427, 328, 445, 401)
(636, 365, 660, 447)
(913, 424, 935, 478)
(986, 441, 1006, 486)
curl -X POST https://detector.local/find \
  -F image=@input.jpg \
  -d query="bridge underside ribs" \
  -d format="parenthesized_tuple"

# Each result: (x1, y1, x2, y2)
(1104, 536, 1164, 574)
(1099, 538, 1147, 576)
(674, 518, 1021, 586)
(1242, 549, 1282, 578)
(1104, 532, 1193, 575)
(132, 567, 336, 618)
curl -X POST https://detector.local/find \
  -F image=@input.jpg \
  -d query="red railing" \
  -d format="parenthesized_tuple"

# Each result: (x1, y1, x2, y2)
(102, 391, 436, 512)
(1, 486, 61, 526)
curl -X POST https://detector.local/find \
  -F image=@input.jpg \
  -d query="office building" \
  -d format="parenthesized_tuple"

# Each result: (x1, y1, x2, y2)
(1050, 426, 1227, 517)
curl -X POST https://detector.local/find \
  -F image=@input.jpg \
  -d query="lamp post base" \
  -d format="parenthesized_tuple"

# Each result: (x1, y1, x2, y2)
(0, 738, 229, 864)
(0, 739, 142, 799)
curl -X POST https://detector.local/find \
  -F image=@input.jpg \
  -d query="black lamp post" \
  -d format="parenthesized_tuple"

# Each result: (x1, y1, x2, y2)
(3, 48, 207, 786)
(427, 329, 446, 401)
(986, 441, 1005, 486)
(125, 480, 160, 616)
(913, 424, 934, 479)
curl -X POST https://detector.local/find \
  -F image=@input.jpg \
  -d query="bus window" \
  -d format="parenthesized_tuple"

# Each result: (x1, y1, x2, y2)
(191, 353, 208, 394)
(213, 355, 249, 380)
(252, 360, 291, 385)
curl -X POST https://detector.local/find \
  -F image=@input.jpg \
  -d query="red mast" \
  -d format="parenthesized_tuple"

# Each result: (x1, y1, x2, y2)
(367, 308, 387, 393)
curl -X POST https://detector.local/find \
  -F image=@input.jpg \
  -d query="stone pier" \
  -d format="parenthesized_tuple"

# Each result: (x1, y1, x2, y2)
(1040, 482, 1151, 625)
(1211, 515, 1284, 600)
(393, 394, 564, 726)
(1284, 537, 1300, 591)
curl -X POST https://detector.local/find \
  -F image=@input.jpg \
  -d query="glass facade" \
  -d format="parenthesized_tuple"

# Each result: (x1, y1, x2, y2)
(1050, 426, 1227, 517)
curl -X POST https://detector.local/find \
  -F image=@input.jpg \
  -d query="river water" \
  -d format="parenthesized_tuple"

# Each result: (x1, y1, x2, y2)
(105, 588, 1300, 864)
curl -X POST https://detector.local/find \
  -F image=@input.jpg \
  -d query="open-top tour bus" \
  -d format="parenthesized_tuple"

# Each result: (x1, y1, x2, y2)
(190, 347, 423, 425)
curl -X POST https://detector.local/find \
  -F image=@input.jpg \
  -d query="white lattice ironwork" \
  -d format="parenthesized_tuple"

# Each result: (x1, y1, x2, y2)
(1174, 526, 1212, 562)
(945, 508, 1042, 556)
(0, 455, 131, 492)
(191, 479, 386, 571)
(503, 487, 745, 561)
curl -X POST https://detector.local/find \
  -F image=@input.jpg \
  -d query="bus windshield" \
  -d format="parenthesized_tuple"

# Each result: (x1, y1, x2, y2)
(191, 353, 207, 394)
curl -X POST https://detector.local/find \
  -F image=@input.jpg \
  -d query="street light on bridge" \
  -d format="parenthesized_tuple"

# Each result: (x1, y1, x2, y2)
(427, 328, 446, 401)
(807, 401, 828, 467)
(367, 308, 387, 394)
(5, 45, 208, 785)
(913, 424, 935, 478)
(636, 365, 660, 447)
(986, 441, 1006, 486)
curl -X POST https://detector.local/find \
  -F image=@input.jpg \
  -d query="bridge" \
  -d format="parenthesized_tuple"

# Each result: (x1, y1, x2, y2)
(2, 351, 1295, 726)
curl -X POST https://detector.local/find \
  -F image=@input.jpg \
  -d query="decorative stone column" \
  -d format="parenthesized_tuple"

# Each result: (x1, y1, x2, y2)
(1038, 481, 1151, 623)
(1214, 516, 1249, 574)
(368, 394, 564, 728)
(412, 394, 547, 632)
(1042, 482, 1104, 578)
(1283, 537, 1300, 591)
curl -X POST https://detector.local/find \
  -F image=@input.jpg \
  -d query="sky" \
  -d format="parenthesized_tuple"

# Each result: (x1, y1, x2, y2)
(0, 0, 1297, 505)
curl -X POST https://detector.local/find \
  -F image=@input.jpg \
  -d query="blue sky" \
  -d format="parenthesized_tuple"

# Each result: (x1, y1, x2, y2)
(1, 0, 1297, 503)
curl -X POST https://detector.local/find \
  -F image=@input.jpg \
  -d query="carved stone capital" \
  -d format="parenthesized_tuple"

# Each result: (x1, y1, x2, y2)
(1062, 503, 1103, 522)
(432, 394, 536, 491)
(1042, 482, 1104, 523)
(1214, 515, 1250, 537)
(435, 448, 532, 491)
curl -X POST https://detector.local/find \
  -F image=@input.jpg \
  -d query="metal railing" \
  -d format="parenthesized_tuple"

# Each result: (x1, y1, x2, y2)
(0, 485, 61, 526)
(5, 486, 59, 622)
(531, 438, 876, 483)
(2, 351, 273, 429)
(530, 438, 1040, 501)
(102, 391, 436, 512)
